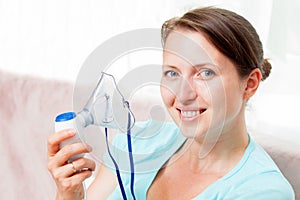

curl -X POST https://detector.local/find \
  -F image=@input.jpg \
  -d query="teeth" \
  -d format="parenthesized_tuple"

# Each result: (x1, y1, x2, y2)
(181, 110, 200, 117)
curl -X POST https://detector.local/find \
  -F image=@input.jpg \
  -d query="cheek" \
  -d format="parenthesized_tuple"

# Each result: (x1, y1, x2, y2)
(201, 78, 233, 125)
(196, 79, 225, 108)
(205, 84, 226, 127)
(223, 79, 245, 116)
(160, 84, 174, 108)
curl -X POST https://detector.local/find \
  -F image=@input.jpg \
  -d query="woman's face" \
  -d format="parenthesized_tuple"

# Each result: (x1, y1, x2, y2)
(161, 30, 246, 140)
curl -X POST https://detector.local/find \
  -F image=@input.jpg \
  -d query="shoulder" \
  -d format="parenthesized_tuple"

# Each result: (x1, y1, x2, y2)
(226, 172, 295, 199)
(224, 137, 295, 199)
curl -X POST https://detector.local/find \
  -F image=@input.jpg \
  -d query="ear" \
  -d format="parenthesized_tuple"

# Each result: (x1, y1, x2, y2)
(243, 68, 262, 100)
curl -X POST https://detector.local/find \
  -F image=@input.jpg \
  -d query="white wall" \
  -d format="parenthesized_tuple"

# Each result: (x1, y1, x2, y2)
(1, 0, 300, 131)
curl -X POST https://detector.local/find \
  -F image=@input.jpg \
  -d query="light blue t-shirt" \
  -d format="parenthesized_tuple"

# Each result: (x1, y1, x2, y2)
(104, 120, 295, 200)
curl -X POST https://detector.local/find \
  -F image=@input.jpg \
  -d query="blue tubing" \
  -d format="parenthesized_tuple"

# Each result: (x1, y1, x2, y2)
(127, 112, 136, 200)
(104, 107, 136, 199)
(105, 127, 127, 200)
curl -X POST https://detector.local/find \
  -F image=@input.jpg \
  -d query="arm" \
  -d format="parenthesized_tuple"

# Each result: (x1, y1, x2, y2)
(87, 164, 117, 199)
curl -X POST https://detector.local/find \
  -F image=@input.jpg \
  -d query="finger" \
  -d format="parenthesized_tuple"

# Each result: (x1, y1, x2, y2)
(51, 162, 77, 180)
(55, 143, 92, 166)
(68, 169, 93, 186)
(47, 129, 76, 157)
(52, 158, 96, 181)
(58, 170, 93, 192)
(72, 158, 96, 172)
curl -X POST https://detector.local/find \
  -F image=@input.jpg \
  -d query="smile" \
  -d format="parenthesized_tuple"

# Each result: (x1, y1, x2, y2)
(177, 108, 207, 120)
(181, 110, 200, 117)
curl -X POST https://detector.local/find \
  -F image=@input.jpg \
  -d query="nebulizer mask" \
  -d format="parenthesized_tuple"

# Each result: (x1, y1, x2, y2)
(55, 72, 136, 200)
(75, 72, 135, 131)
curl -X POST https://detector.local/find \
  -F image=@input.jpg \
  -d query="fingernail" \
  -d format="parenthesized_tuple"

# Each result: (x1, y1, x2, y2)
(67, 128, 75, 133)
(87, 145, 93, 152)
(67, 129, 75, 135)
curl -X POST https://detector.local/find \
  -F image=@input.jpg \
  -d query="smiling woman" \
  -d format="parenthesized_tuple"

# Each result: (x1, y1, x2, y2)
(153, 7, 294, 199)
(47, 7, 295, 200)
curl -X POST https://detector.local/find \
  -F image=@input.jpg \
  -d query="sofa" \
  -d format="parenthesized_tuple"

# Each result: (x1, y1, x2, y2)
(0, 69, 299, 199)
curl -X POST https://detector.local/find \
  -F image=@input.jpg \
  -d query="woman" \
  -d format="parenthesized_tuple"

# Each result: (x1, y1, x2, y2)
(47, 7, 295, 199)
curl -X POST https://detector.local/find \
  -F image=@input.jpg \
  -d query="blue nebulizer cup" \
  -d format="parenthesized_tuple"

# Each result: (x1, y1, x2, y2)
(55, 112, 85, 162)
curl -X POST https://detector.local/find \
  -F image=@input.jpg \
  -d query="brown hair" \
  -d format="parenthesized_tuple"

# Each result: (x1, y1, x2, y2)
(161, 7, 271, 81)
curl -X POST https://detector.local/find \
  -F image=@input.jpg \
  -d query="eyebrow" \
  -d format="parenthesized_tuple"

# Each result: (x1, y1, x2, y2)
(162, 63, 217, 70)
(162, 65, 178, 69)
(193, 63, 217, 68)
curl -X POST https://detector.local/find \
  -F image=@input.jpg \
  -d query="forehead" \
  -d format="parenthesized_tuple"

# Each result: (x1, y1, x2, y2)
(163, 30, 225, 68)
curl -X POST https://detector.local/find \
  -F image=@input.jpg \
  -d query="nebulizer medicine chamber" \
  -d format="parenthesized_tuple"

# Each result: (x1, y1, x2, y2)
(55, 72, 136, 200)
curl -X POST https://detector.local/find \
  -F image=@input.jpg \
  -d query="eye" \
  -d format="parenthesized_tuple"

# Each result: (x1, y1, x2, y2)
(198, 69, 215, 80)
(164, 70, 179, 78)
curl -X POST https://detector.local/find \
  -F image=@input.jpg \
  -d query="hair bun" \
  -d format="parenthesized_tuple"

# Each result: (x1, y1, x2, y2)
(261, 59, 272, 81)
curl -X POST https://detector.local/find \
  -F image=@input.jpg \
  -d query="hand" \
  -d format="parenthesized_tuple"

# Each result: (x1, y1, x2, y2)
(47, 129, 95, 200)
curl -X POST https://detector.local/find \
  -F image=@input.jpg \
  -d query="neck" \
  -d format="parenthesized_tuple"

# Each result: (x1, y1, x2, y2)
(175, 114, 249, 174)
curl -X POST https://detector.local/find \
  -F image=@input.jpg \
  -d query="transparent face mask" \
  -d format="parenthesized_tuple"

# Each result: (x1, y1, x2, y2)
(77, 72, 135, 132)
(69, 71, 136, 200)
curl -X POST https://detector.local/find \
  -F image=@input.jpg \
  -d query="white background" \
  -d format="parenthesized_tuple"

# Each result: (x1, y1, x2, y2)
(0, 0, 300, 132)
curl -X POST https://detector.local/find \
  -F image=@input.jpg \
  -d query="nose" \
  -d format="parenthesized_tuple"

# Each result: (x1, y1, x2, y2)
(177, 78, 197, 104)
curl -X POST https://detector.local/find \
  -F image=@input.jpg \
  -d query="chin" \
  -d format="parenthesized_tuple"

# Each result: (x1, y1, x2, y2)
(180, 122, 208, 139)
(170, 116, 208, 140)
